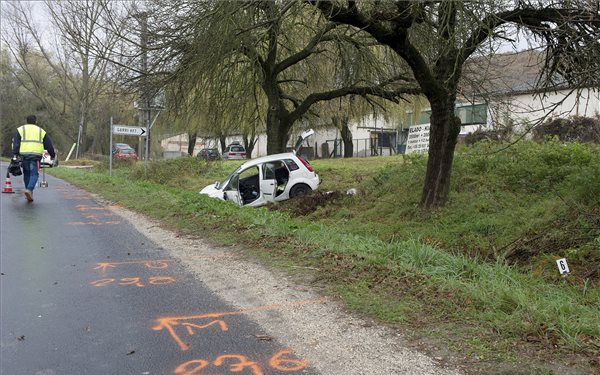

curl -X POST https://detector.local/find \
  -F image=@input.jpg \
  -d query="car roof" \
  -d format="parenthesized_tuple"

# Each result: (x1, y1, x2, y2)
(236, 152, 298, 170)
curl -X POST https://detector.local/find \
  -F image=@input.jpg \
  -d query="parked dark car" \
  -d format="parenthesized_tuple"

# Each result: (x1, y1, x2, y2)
(197, 148, 220, 161)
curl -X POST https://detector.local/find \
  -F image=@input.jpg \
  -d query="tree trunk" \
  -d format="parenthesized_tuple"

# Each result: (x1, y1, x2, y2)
(243, 131, 257, 159)
(420, 99, 461, 208)
(219, 135, 227, 153)
(340, 116, 353, 158)
(187, 131, 197, 156)
(265, 106, 290, 154)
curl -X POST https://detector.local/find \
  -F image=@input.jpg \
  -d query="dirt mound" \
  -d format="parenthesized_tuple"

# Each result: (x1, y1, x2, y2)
(269, 190, 346, 216)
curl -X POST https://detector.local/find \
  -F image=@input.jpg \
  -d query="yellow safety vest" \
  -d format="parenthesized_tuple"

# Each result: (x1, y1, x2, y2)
(17, 124, 46, 156)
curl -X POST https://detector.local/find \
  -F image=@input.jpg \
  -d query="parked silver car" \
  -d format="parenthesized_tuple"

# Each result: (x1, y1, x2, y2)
(222, 142, 246, 160)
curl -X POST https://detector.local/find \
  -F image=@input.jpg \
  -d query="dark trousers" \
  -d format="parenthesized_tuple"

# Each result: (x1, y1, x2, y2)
(21, 156, 41, 191)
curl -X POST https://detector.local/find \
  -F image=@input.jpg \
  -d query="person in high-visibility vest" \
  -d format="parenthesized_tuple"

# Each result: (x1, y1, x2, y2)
(11, 115, 56, 202)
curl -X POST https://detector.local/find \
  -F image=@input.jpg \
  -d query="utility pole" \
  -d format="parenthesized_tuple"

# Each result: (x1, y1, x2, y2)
(139, 12, 150, 161)
(137, 12, 162, 176)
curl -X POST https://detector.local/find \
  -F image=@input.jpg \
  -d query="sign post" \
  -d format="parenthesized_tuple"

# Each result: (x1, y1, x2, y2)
(109, 120, 148, 176)
(112, 125, 147, 137)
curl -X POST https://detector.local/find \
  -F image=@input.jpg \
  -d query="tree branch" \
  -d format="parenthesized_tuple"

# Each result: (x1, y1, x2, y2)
(274, 21, 337, 74)
(287, 83, 421, 124)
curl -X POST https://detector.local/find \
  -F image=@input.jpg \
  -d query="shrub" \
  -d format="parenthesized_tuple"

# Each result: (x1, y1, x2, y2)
(463, 126, 512, 146)
(533, 116, 600, 143)
(130, 156, 209, 184)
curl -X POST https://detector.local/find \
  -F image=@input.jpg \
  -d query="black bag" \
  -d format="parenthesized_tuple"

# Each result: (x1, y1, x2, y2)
(8, 158, 22, 176)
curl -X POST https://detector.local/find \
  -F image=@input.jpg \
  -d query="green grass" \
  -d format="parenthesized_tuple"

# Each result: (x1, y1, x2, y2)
(49, 141, 600, 374)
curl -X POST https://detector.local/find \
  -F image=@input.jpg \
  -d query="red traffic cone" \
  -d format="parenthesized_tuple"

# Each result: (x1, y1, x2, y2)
(2, 174, 15, 193)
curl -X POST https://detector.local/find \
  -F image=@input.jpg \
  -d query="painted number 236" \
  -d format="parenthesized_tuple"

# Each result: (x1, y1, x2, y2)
(174, 350, 306, 375)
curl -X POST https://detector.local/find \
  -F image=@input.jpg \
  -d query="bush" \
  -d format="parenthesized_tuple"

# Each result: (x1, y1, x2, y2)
(130, 156, 210, 184)
(463, 127, 512, 146)
(533, 116, 600, 143)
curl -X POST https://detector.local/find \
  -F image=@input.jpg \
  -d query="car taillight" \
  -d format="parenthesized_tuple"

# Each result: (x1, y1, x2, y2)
(229, 152, 235, 156)
(297, 156, 314, 172)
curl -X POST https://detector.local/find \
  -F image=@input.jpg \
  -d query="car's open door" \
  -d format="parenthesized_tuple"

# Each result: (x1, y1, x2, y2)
(259, 163, 278, 203)
(223, 173, 242, 205)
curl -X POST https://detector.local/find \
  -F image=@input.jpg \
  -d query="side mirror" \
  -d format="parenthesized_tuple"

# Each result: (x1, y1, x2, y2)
(214, 181, 220, 189)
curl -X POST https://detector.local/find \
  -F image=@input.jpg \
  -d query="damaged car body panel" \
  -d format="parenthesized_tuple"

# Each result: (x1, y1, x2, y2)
(200, 130, 319, 207)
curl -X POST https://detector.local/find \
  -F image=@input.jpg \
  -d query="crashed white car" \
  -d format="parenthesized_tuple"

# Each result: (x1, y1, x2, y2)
(40, 150, 56, 168)
(200, 130, 319, 207)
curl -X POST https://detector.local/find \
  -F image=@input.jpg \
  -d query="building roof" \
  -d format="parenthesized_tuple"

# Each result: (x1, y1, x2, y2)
(460, 49, 569, 99)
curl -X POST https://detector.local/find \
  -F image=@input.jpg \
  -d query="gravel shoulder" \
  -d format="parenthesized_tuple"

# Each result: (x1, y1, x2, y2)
(109, 203, 466, 375)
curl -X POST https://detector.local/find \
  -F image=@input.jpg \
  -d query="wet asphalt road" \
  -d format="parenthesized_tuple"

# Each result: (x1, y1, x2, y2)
(1, 166, 316, 375)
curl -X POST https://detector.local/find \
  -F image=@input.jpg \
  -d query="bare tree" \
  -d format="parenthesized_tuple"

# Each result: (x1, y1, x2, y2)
(312, 0, 600, 208)
(1, 1, 128, 157)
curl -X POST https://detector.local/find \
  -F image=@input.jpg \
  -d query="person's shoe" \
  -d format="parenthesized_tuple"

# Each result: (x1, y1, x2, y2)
(24, 190, 33, 202)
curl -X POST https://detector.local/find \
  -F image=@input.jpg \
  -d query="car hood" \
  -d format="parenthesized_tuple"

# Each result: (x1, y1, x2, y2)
(199, 184, 225, 200)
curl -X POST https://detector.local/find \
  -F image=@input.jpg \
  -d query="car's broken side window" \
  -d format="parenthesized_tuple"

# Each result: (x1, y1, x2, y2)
(284, 159, 299, 171)
(263, 163, 276, 180)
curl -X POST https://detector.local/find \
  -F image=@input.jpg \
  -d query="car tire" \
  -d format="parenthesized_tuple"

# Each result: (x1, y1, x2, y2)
(289, 183, 311, 198)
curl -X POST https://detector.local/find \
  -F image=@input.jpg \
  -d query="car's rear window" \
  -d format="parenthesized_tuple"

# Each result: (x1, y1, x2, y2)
(230, 146, 245, 152)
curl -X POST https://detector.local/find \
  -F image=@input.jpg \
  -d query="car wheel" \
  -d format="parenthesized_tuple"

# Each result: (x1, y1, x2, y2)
(289, 183, 311, 198)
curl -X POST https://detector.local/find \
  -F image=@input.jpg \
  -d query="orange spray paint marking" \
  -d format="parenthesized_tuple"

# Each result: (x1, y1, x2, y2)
(93, 259, 173, 275)
(90, 279, 115, 287)
(83, 213, 114, 219)
(93, 255, 233, 274)
(94, 263, 118, 273)
(173, 359, 209, 375)
(149, 276, 177, 285)
(89, 276, 176, 288)
(173, 351, 306, 375)
(214, 355, 263, 375)
(152, 315, 229, 351)
(269, 350, 307, 372)
(182, 320, 228, 336)
(76, 205, 109, 212)
(145, 260, 170, 269)
(154, 298, 326, 351)
(119, 277, 145, 287)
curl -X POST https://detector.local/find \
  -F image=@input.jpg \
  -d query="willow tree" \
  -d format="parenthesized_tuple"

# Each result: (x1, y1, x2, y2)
(312, 0, 600, 208)
(143, 0, 420, 154)
(162, 72, 265, 157)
